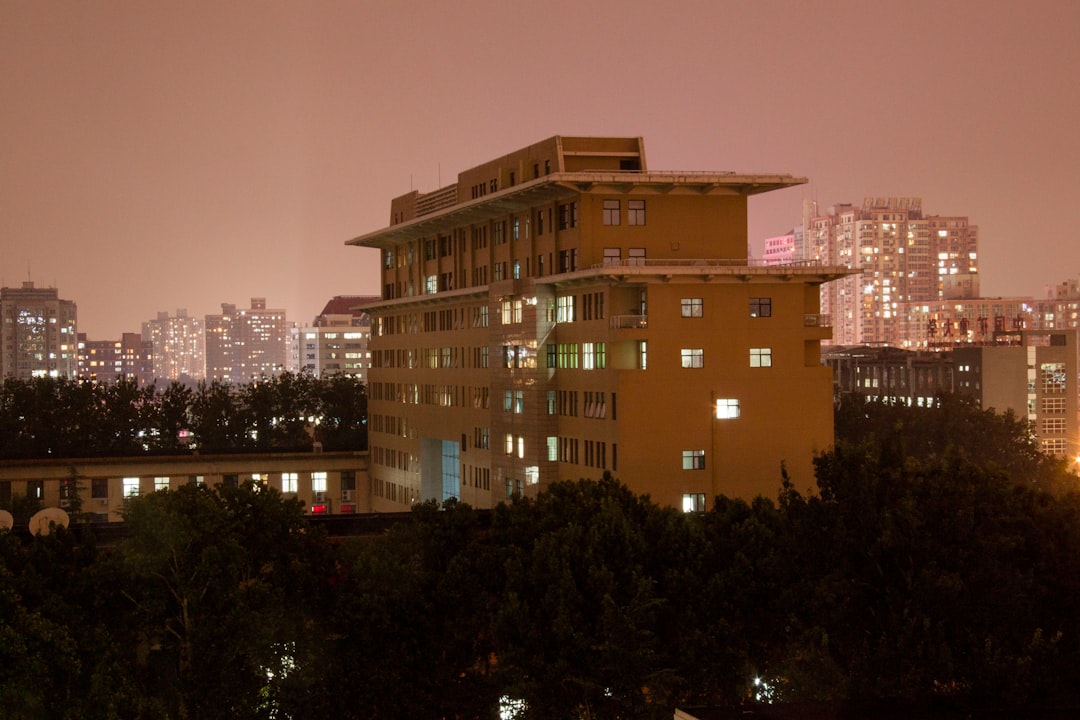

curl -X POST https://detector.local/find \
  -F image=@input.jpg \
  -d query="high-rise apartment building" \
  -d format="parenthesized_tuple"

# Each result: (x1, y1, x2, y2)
(142, 309, 205, 382)
(0, 281, 78, 379)
(803, 198, 979, 346)
(348, 136, 852, 510)
(204, 298, 287, 383)
(77, 332, 154, 386)
(291, 295, 378, 381)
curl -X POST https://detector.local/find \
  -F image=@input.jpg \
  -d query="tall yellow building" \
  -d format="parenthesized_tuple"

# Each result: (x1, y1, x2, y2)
(348, 136, 851, 510)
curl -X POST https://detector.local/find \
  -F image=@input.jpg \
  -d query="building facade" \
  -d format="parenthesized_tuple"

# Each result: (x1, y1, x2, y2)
(802, 198, 980, 347)
(205, 298, 287, 383)
(348, 136, 851, 510)
(290, 295, 377, 381)
(77, 332, 154, 385)
(0, 451, 370, 521)
(142, 309, 205, 382)
(0, 281, 78, 379)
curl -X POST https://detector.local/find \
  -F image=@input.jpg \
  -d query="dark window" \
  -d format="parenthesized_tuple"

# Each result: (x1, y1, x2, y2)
(341, 471, 356, 491)
(92, 478, 109, 498)
(750, 297, 773, 318)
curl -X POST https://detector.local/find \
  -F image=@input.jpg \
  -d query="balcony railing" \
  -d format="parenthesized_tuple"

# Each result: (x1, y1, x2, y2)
(804, 314, 832, 327)
(610, 314, 648, 329)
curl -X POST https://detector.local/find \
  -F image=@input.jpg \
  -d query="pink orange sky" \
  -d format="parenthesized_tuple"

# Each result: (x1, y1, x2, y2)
(3, 0, 1079, 339)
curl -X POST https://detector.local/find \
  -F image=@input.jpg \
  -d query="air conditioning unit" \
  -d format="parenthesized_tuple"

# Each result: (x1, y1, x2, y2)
(341, 490, 353, 502)
(97, 498, 109, 507)
(314, 492, 327, 503)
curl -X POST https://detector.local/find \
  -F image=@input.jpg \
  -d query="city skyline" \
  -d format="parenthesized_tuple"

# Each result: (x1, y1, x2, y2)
(3, 1, 1078, 339)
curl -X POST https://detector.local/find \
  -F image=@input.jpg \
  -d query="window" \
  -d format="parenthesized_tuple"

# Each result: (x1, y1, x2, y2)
(750, 348, 773, 367)
(154, 476, 170, 492)
(681, 348, 704, 369)
(282, 472, 298, 493)
(681, 298, 703, 318)
(91, 478, 108, 498)
(557, 295, 576, 323)
(716, 398, 740, 419)
(583, 343, 596, 369)
(27, 480, 44, 500)
(602, 199, 620, 225)
(682, 493, 706, 512)
(123, 477, 140, 498)
(750, 297, 772, 318)
(638, 340, 647, 370)
(311, 472, 328, 494)
(514, 391, 524, 414)
(547, 436, 558, 461)
(1042, 418, 1067, 435)
(682, 450, 706, 470)
(628, 247, 645, 266)
(603, 247, 621, 266)
(628, 199, 646, 225)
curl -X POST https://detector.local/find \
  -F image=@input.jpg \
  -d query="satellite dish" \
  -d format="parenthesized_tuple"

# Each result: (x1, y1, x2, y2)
(28, 507, 70, 536)
(0, 509, 13, 532)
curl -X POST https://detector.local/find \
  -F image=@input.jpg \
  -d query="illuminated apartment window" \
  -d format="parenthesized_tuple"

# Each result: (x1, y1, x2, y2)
(682, 450, 706, 470)
(628, 199, 646, 225)
(154, 476, 170, 492)
(504, 390, 513, 412)
(505, 433, 514, 455)
(583, 343, 596, 369)
(547, 391, 556, 414)
(188, 475, 205, 486)
(602, 199, 621, 225)
(282, 472, 298, 493)
(638, 341, 647, 370)
(681, 298, 703, 318)
(514, 391, 524, 414)
(557, 295, 576, 323)
(682, 493, 706, 513)
(750, 348, 773, 368)
(681, 348, 704, 369)
(311, 472, 328, 494)
(750, 297, 772, 317)
(547, 436, 558, 461)
(716, 398, 740, 419)
(123, 477, 140, 498)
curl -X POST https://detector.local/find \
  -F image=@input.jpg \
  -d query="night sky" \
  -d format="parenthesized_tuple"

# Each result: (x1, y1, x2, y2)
(3, 0, 1078, 339)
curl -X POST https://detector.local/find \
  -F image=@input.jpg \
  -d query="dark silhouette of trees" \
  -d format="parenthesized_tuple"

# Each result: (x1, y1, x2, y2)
(2, 396, 1080, 716)
(0, 372, 368, 459)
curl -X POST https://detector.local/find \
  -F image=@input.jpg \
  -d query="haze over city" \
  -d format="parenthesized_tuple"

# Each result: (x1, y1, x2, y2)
(3, 0, 1078, 339)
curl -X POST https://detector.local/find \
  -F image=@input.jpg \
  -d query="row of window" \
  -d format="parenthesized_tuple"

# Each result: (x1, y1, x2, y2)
(681, 348, 772, 369)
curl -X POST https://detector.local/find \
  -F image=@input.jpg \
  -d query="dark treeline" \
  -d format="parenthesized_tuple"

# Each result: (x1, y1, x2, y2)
(2, 395, 1080, 719)
(0, 373, 367, 458)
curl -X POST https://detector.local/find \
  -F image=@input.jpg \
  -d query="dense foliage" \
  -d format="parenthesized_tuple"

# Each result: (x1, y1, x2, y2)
(2, 395, 1080, 718)
(0, 373, 367, 458)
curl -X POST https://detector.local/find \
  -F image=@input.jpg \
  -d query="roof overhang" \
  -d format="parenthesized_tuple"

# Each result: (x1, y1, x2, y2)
(346, 171, 807, 250)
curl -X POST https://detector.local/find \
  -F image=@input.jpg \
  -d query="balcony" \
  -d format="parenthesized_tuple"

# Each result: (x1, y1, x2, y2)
(804, 314, 832, 327)
(610, 314, 648, 329)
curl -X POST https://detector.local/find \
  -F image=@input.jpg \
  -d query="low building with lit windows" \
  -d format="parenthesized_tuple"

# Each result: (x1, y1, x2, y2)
(0, 451, 370, 521)
(347, 136, 853, 509)
(290, 295, 378, 380)
(77, 332, 154, 386)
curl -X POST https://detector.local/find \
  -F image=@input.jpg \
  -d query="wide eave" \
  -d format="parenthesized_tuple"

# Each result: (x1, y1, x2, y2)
(346, 171, 807, 250)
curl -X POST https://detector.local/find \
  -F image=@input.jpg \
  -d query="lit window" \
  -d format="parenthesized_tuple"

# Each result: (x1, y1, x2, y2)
(682, 450, 705, 470)
(681, 298, 703, 318)
(628, 199, 645, 226)
(681, 348, 704, 369)
(583, 343, 596, 369)
(716, 398, 740, 419)
(123, 477, 140, 498)
(311, 472, 328, 494)
(602, 199, 620, 225)
(682, 493, 706, 512)
(638, 340, 647, 370)
(505, 433, 514, 455)
(557, 295, 576, 323)
(547, 436, 558, 461)
(282, 472, 298, 493)
(750, 348, 773, 368)
(750, 297, 772, 318)
(154, 476, 170, 492)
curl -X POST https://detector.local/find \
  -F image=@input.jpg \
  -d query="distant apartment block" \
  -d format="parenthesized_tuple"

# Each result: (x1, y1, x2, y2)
(205, 298, 287, 383)
(142, 309, 205, 382)
(799, 198, 980, 346)
(0, 281, 78, 379)
(290, 295, 378, 381)
(348, 135, 852, 510)
(77, 332, 154, 386)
